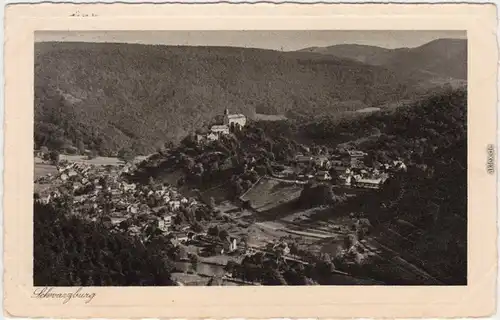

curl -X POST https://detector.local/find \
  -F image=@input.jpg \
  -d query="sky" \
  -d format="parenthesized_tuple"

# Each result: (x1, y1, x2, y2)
(36, 30, 466, 51)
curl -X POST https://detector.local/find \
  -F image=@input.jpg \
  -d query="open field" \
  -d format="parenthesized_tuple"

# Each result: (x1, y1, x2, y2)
(34, 154, 149, 187)
(34, 163, 58, 179)
(199, 184, 229, 203)
(34, 162, 59, 194)
(356, 107, 381, 113)
(59, 154, 148, 165)
(199, 255, 243, 266)
(35, 154, 148, 177)
(240, 177, 303, 213)
(60, 155, 123, 165)
(243, 223, 288, 247)
(34, 154, 150, 193)
(254, 113, 288, 121)
(215, 201, 240, 213)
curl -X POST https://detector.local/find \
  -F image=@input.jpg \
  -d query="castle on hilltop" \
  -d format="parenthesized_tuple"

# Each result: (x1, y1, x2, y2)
(197, 109, 247, 143)
(223, 109, 247, 127)
(210, 109, 246, 135)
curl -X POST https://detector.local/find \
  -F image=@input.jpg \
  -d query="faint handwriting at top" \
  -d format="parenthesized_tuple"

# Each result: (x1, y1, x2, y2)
(70, 11, 98, 17)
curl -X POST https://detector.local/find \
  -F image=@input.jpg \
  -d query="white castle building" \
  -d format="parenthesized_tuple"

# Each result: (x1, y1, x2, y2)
(197, 109, 247, 143)
(223, 109, 247, 127)
(210, 125, 230, 135)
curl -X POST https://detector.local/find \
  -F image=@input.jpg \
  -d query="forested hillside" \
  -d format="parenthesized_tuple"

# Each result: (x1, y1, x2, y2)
(301, 39, 467, 81)
(324, 89, 467, 284)
(300, 44, 396, 65)
(300, 87, 465, 150)
(381, 138, 467, 284)
(35, 42, 425, 155)
(34, 200, 176, 286)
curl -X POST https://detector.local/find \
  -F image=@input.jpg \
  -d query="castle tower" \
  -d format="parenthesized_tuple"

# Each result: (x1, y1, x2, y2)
(223, 108, 230, 125)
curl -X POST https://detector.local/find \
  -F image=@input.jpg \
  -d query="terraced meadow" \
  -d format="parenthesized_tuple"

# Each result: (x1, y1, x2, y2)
(240, 177, 303, 213)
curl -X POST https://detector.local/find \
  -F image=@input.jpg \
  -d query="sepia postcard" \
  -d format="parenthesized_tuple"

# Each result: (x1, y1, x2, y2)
(3, 2, 498, 319)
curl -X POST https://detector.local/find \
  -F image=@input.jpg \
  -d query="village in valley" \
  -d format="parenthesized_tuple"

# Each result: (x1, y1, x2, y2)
(34, 107, 420, 286)
(32, 32, 468, 288)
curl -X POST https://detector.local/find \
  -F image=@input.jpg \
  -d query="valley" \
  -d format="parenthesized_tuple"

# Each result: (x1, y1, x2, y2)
(33, 38, 467, 287)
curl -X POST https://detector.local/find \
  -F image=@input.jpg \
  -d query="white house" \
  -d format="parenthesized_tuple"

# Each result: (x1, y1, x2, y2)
(163, 195, 171, 204)
(222, 237, 238, 253)
(155, 190, 165, 197)
(127, 204, 139, 215)
(355, 178, 383, 189)
(348, 150, 367, 158)
(111, 217, 127, 225)
(72, 182, 83, 191)
(157, 219, 170, 232)
(169, 200, 181, 211)
(223, 109, 246, 127)
(344, 175, 353, 186)
(163, 215, 173, 224)
(206, 132, 219, 141)
(44, 193, 52, 204)
(210, 125, 230, 135)
(187, 202, 197, 209)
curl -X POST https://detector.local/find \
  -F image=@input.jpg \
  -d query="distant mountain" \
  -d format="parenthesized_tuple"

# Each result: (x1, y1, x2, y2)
(35, 42, 427, 155)
(299, 39, 467, 81)
(300, 44, 397, 65)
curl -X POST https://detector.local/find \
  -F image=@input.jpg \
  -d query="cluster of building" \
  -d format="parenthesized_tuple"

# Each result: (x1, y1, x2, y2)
(243, 240, 308, 266)
(189, 233, 241, 256)
(339, 158, 407, 189)
(36, 162, 134, 201)
(35, 157, 261, 265)
(294, 150, 368, 170)
(81, 180, 202, 235)
(272, 149, 407, 189)
(341, 168, 390, 189)
(197, 109, 247, 143)
(35, 161, 204, 242)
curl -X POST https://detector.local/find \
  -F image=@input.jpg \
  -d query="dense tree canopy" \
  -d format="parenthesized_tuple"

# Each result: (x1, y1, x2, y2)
(34, 201, 176, 286)
(34, 41, 433, 154)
